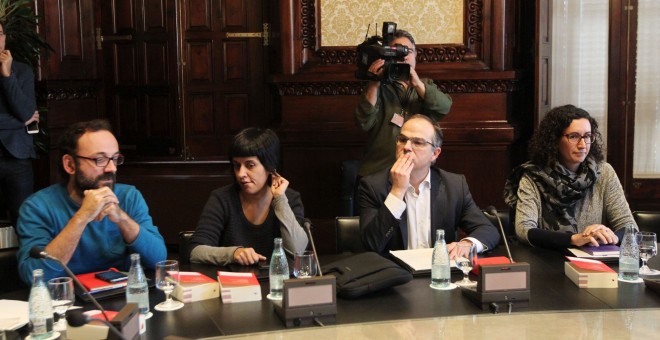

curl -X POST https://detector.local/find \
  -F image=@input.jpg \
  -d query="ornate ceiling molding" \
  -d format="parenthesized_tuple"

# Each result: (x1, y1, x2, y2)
(36, 82, 98, 101)
(466, 0, 483, 48)
(274, 78, 518, 96)
(275, 82, 365, 96)
(301, 0, 316, 49)
(434, 79, 518, 93)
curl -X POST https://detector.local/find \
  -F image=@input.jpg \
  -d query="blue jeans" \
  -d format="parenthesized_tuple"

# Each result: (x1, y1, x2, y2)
(0, 157, 33, 227)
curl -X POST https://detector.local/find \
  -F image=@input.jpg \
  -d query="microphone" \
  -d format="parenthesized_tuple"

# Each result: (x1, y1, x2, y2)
(303, 218, 322, 277)
(484, 207, 514, 263)
(67, 310, 127, 340)
(29, 247, 114, 326)
(29, 247, 60, 262)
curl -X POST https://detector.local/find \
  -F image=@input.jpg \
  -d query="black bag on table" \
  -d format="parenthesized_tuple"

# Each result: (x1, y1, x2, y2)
(321, 252, 412, 298)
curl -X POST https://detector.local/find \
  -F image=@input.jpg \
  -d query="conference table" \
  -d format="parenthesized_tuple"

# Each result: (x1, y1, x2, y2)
(2, 242, 660, 339)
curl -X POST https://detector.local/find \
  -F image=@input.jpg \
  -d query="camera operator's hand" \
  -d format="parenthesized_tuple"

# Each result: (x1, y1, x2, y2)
(409, 67, 426, 99)
(368, 59, 385, 79)
(365, 59, 385, 106)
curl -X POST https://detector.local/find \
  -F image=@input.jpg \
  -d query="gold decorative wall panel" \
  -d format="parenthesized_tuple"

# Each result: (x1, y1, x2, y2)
(320, 0, 464, 47)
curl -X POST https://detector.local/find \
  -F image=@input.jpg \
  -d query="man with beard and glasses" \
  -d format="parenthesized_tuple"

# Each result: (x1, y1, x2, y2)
(16, 119, 166, 283)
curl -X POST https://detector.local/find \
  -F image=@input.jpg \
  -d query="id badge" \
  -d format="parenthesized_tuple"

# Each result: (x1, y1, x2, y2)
(390, 113, 404, 127)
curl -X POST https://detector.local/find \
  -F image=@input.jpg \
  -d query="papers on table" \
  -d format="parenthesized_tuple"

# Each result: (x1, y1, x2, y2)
(389, 248, 456, 276)
(0, 299, 28, 331)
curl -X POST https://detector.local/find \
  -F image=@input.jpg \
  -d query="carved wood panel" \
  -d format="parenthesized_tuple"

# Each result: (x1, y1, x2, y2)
(100, 0, 180, 159)
(182, 0, 269, 159)
(38, 0, 96, 79)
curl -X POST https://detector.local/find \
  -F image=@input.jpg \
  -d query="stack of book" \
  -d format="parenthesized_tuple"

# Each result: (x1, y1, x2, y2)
(173, 272, 219, 303)
(564, 256, 618, 288)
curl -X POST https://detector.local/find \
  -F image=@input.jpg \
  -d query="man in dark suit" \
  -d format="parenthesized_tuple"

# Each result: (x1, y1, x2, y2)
(359, 114, 499, 257)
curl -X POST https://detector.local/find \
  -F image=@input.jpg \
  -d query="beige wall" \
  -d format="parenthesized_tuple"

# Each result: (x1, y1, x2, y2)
(320, 0, 463, 46)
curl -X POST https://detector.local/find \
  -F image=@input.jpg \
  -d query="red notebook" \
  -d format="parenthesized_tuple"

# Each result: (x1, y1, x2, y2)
(76, 268, 128, 293)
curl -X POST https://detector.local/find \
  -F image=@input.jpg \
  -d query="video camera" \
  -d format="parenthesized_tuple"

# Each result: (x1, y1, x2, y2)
(355, 22, 411, 83)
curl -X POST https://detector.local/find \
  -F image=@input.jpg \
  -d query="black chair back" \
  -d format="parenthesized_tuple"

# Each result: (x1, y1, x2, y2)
(632, 211, 660, 234)
(335, 216, 364, 253)
(339, 160, 361, 216)
(179, 230, 195, 265)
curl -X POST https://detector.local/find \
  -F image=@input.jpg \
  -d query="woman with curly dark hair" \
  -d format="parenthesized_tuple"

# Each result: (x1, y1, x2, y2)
(503, 104, 636, 249)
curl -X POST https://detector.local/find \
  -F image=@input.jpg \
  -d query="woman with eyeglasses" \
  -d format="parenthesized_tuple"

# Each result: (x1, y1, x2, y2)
(189, 127, 309, 266)
(504, 105, 636, 248)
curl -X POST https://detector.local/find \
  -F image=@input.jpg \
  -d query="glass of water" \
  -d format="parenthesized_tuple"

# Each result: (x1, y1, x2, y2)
(637, 231, 660, 276)
(154, 260, 184, 311)
(454, 243, 477, 287)
(48, 277, 74, 331)
(293, 251, 317, 278)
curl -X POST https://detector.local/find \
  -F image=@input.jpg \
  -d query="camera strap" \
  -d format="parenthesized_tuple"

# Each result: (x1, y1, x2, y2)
(397, 84, 414, 117)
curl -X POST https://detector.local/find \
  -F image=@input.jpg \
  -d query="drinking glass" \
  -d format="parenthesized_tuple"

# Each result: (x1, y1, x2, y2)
(454, 243, 477, 287)
(293, 251, 317, 278)
(154, 260, 184, 311)
(637, 231, 660, 276)
(48, 277, 74, 331)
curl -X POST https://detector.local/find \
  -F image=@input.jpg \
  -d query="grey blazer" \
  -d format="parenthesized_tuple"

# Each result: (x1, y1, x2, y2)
(358, 166, 500, 254)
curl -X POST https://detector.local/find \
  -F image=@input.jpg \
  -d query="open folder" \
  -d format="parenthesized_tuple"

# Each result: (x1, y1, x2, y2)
(389, 248, 457, 276)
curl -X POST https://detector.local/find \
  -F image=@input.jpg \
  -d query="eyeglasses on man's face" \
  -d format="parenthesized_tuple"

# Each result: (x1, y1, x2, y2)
(74, 154, 125, 167)
(563, 133, 596, 145)
(396, 134, 435, 149)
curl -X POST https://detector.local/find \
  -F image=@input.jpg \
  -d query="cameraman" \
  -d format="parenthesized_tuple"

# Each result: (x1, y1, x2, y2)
(355, 30, 452, 178)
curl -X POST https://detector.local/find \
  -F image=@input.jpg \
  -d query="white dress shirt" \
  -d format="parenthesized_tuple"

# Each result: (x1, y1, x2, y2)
(384, 169, 485, 252)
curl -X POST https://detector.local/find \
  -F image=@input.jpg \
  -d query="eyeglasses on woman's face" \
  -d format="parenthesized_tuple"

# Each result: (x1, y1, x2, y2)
(563, 133, 596, 145)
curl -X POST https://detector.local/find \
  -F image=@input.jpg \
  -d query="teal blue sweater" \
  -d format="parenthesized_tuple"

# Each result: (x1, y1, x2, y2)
(16, 183, 167, 284)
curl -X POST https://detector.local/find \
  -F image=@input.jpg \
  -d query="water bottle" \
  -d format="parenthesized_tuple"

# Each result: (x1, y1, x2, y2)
(618, 224, 640, 281)
(28, 269, 54, 339)
(126, 253, 150, 315)
(431, 229, 451, 289)
(269, 238, 290, 299)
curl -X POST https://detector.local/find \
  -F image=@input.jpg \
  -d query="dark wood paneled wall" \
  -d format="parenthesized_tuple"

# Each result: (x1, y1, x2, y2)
(271, 0, 527, 255)
(34, 0, 533, 254)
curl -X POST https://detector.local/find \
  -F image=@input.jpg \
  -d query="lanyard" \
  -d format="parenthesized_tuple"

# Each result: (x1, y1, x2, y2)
(396, 84, 414, 116)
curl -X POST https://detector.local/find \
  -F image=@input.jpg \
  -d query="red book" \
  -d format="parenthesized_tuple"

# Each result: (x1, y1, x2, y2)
(179, 271, 217, 284)
(564, 257, 617, 288)
(217, 271, 261, 303)
(76, 268, 127, 293)
(173, 272, 219, 303)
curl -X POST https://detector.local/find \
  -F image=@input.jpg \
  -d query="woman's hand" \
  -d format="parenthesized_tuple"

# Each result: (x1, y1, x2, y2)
(270, 172, 289, 197)
(571, 224, 618, 246)
(233, 247, 266, 265)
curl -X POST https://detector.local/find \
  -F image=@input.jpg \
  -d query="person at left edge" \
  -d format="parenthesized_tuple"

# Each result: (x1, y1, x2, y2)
(0, 21, 39, 228)
(16, 119, 167, 284)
